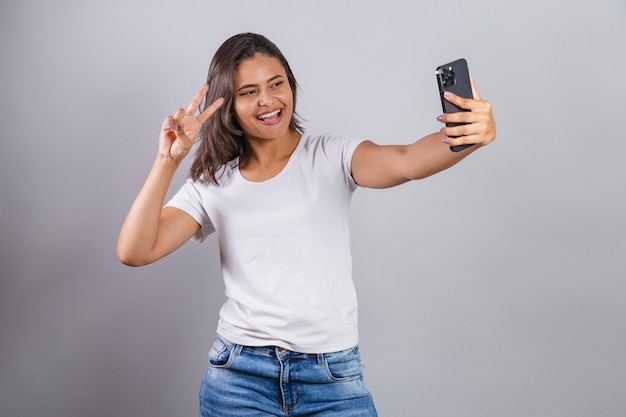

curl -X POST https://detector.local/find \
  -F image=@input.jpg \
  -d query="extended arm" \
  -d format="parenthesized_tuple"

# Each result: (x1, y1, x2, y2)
(351, 78, 495, 188)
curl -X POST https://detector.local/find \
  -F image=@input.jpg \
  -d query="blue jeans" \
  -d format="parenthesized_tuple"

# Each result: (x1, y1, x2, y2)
(199, 335, 378, 417)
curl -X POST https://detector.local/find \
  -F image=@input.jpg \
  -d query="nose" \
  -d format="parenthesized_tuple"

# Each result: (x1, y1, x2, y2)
(258, 88, 274, 106)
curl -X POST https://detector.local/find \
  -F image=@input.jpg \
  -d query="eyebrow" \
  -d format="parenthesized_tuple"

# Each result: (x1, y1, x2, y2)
(236, 74, 284, 92)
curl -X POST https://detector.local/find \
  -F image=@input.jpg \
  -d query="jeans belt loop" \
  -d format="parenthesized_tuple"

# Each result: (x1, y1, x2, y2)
(234, 343, 244, 356)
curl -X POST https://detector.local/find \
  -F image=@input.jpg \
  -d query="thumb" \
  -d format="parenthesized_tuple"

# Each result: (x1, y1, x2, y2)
(167, 108, 194, 159)
(469, 74, 482, 101)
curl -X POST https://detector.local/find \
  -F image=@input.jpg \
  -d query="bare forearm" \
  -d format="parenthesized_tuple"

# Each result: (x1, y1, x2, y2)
(352, 132, 481, 188)
(116, 87, 223, 266)
(117, 155, 180, 265)
(402, 132, 480, 180)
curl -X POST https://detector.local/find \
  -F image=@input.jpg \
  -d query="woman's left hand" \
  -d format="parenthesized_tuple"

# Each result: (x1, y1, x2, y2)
(438, 76, 496, 148)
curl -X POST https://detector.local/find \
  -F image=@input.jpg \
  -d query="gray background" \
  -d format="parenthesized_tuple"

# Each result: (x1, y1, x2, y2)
(1, 0, 625, 416)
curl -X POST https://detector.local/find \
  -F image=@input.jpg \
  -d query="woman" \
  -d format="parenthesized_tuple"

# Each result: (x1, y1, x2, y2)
(117, 33, 495, 417)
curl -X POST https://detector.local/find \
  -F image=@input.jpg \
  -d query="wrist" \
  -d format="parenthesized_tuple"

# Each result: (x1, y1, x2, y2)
(153, 153, 183, 174)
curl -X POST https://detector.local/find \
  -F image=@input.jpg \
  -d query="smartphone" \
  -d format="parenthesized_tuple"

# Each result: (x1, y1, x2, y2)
(436, 58, 473, 152)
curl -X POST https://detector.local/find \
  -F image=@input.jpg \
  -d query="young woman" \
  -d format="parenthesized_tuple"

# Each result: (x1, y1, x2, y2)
(117, 33, 495, 417)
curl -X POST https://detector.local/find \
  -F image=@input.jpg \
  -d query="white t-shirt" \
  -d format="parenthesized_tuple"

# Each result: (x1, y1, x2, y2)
(166, 133, 366, 353)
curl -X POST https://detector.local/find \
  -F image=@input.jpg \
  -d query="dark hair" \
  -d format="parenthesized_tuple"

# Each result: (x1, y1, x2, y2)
(189, 33, 304, 185)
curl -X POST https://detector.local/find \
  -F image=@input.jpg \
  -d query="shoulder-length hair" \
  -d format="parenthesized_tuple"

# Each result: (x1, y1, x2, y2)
(189, 33, 304, 185)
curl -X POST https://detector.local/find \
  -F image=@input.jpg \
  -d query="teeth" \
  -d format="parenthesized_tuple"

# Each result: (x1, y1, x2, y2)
(257, 109, 280, 119)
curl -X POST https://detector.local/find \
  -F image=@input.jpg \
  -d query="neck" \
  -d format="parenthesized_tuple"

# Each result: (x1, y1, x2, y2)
(238, 131, 301, 182)
(242, 130, 301, 169)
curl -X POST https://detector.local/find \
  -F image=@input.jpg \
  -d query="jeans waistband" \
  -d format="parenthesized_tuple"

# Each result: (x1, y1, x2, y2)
(216, 334, 325, 363)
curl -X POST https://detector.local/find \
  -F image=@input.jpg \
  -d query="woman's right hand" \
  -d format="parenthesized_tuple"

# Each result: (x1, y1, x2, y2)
(159, 84, 225, 162)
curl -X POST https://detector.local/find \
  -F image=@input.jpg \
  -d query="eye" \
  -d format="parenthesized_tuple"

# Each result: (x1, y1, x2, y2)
(239, 89, 256, 97)
(271, 80, 284, 89)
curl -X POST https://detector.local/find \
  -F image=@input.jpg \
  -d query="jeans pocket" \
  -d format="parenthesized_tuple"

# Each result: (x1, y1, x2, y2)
(208, 336, 235, 368)
(324, 346, 364, 381)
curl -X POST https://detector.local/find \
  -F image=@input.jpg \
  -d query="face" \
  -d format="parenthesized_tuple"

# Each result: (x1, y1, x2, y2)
(232, 53, 295, 143)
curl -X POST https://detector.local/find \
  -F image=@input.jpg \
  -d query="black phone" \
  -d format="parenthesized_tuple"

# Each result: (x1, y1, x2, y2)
(436, 58, 473, 152)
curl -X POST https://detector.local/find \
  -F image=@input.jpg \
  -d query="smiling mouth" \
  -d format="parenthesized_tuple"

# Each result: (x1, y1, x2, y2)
(256, 109, 281, 120)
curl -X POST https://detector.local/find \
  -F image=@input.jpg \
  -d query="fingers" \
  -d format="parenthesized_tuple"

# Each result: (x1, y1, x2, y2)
(440, 105, 491, 126)
(441, 133, 483, 149)
(196, 97, 225, 125)
(172, 108, 193, 144)
(184, 83, 225, 125)
(181, 83, 225, 127)
(439, 117, 496, 147)
(442, 90, 480, 111)
(162, 108, 185, 130)
(169, 107, 195, 159)
(438, 88, 496, 147)
(185, 84, 209, 116)
(441, 122, 484, 141)
(162, 115, 177, 132)
(442, 74, 481, 109)
(173, 107, 185, 122)
(166, 108, 191, 140)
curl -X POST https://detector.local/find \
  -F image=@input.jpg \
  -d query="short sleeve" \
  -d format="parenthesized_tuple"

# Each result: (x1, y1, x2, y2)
(165, 179, 215, 243)
(342, 136, 367, 190)
(317, 134, 366, 191)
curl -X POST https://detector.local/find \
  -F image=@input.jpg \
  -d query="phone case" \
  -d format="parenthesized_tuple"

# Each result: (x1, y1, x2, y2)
(436, 58, 473, 152)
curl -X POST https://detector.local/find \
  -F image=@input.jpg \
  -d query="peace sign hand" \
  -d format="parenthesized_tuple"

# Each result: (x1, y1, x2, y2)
(159, 84, 224, 163)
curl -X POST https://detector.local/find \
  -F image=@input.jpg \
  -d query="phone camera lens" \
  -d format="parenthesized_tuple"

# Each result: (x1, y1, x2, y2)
(442, 66, 455, 88)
